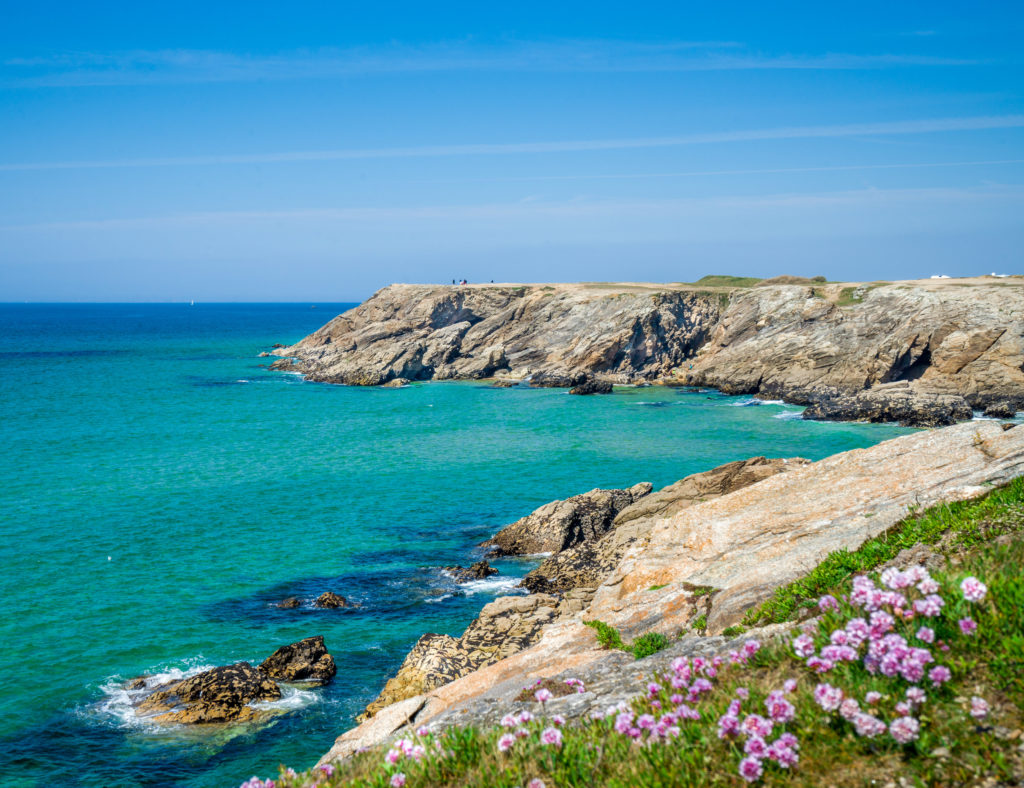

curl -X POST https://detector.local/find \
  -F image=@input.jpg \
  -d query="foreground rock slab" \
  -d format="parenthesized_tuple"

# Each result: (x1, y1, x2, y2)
(320, 422, 1024, 763)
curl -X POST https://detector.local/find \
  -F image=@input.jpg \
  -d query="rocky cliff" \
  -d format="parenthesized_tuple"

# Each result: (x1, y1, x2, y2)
(320, 422, 1024, 764)
(277, 278, 1024, 426)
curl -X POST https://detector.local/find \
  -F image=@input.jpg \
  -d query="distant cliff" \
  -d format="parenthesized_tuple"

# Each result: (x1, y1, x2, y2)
(276, 278, 1024, 425)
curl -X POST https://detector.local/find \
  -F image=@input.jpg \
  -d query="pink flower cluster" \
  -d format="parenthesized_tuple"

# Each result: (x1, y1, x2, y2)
(564, 677, 586, 693)
(718, 683, 801, 781)
(239, 779, 275, 788)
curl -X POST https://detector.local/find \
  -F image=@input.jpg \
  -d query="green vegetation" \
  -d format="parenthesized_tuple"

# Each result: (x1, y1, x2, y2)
(584, 620, 672, 660)
(690, 274, 762, 288)
(721, 625, 747, 638)
(692, 613, 708, 631)
(743, 477, 1024, 627)
(648, 583, 668, 591)
(265, 521, 1024, 788)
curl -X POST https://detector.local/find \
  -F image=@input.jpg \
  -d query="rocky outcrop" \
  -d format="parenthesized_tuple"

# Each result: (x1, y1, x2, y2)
(321, 423, 1024, 763)
(443, 561, 498, 583)
(259, 635, 337, 684)
(801, 383, 973, 427)
(276, 279, 1024, 426)
(314, 592, 352, 609)
(520, 457, 808, 594)
(131, 637, 336, 725)
(136, 662, 282, 725)
(481, 483, 652, 556)
(361, 593, 558, 720)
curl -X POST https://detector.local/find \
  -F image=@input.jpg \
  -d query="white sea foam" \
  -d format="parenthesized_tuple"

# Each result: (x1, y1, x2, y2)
(93, 662, 216, 729)
(424, 593, 454, 604)
(759, 399, 785, 405)
(731, 398, 761, 407)
(249, 685, 318, 712)
(461, 576, 527, 596)
(773, 411, 805, 421)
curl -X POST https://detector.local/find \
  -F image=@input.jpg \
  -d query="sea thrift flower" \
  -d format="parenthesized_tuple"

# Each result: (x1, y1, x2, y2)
(528, 780, 546, 788)
(839, 698, 860, 720)
(765, 691, 796, 723)
(894, 701, 912, 717)
(498, 733, 516, 752)
(743, 639, 762, 657)
(738, 756, 763, 782)
(717, 712, 741, 739)
(515, 727, 530, 739)
(818, 594, 839, 612)
(319, 764, 335, 777)
(813, 683, 844, 712)
(905, 687, 926, 706)
(783, 679, 798, 693)
(913, 594, 945, 617)
(741, 714, 774, 738)
(551, 714, 565, 726)
(865, 691, 882, 705)
(564, 678, 585, 693)
(744, 736, 768, 758)
(535, 688, 553, 703)
(970, 696, 990, 720)
(852, 713, 886, 738)
(889, 716, 921, 744)
(736, 687, 750, 699)
(390, 774, 406, 788)
(518, 710, 534, 724)
(500, 714, 517, 728)
(959, 618, 977, 635)
(807, 656, 834, 673)
(637, 714, 656, 730)
(916, 626, 935, 644)
(384, 749, 401, 765)
(767, 739, 799, 768)
(961, 576, 987, 602)
(929, 665, 952, 687)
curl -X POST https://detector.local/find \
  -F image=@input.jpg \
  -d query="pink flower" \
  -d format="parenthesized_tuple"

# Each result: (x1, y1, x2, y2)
(518, 710, 534, 724)
(390, 774, 406, 788)
(736, 687, 750, 699)
(889, 716, 920, 744)
(851, 712, 887, 738)
(541, 727, 563, 748)
(497, 733, 516, 753)
(717, 713, 740, 739)
(839, 698, 860, 720)
(806, 656, 834, 673)
(928, 665, 951, 687)
(384, 749, 401, 765)
(738, 756, 763, 782)
(319, 764, 335, 777)
(535, 688, 553, 703)
(959, 618, 977, 635)
(894, 701, 911, 717)
(744, 735, 768, 758)
(960, 576, 987, 602)
(970, 696, 990, 720)
(515, 727, 530, 739)
(637, 714, 656, 730)
(741, 713, 774, 738)
(415, 726, 428, 737)
(818, 594, 839, 611)
(783, 678, 798, 693)
(528, 780, 546, 788)
(743, 639, 761, 657)
(813, 683, 844, 712)
(916, 626, 935, 644)
(764, 691, 796, 723)
(767, 739, 799, 768)
(905, 687, 926, 706)
(500, 714, 518, 728)
(551, 714, 566, 726)
(865, 691, 882, 705)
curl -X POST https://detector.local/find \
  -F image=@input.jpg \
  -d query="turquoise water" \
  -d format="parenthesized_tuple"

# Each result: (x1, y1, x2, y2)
(0, 304, 913, 787)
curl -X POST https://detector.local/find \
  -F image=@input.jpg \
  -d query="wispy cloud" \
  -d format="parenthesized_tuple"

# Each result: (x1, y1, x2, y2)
(3, 185, 1021, 233)
(0, 39, 980, 88)
(2, 115, 1022, 173)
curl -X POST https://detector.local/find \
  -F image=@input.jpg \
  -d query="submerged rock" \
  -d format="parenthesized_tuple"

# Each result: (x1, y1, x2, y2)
(481, 483, 652, 556)
(276, 597, 301, 609)
(489, 379, 520, 388)
(259, 635, 336, 685)
(314, 591, 352, 609)
(381, 377, 410, 388)
(443, 561, 498, 583)
(268, 358, 299, 371)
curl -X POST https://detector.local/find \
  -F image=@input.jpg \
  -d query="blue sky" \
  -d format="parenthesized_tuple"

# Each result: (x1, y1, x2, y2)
(1, 1, 1022, 301)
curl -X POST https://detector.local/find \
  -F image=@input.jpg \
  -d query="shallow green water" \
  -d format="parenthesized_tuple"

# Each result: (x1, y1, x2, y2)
(0, 303, 913, 787)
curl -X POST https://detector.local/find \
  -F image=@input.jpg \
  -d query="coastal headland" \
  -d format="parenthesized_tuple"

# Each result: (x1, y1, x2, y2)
(274, 275, 1024, 427)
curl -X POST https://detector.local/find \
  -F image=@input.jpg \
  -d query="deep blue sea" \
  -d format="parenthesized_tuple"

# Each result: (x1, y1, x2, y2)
(0, 303, 913, 787)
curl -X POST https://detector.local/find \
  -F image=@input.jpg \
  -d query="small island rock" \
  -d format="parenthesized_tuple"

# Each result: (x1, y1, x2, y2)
(314, 591, 351, 608)
(259, 635, 337, 685)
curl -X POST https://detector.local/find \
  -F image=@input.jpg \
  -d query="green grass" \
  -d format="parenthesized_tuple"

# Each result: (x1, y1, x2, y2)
(690, 275, 762, 288)
(648, 584, 668, 591)
(584, 620, 673, 660)
(743, 477, 1024, 628)
(266, 523, 1024, 788)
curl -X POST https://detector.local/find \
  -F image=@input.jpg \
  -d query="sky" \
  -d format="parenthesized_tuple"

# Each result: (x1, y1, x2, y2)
(1, 1, 1022, 301)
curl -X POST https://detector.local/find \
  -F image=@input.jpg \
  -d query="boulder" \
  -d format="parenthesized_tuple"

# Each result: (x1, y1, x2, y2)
(569, 378, 614, 395)
(259, 635, 336, 685)
(276, 597, 301, 609)
(314, 591, 351, 609)
(481, 483, 652, 556)
(443, 561, 498, 583)
(268, 358, 299, 371)
(137, 662, 282, 725)
(381, 378, 410, 388)
(490, 379, 520, 388)
(529, 371, 590, 388)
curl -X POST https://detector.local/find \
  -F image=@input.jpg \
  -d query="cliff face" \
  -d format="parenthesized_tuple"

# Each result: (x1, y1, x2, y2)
(278, 279, 1024, 424)
(283, 284, 721, 385)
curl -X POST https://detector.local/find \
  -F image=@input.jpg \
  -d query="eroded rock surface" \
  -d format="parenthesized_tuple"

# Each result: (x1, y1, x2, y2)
(259, 635, 337, 684)
(801, 383, 973, 427)
(314, 591, 352, 609)
(521, 457, 807, 594)
(443, 561, 498, 583)
(361, 593, 558, 720)
(481, 483, 652, 556)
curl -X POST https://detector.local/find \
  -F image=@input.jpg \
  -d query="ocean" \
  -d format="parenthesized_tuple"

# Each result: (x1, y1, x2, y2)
(0, 303, 913, 787)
